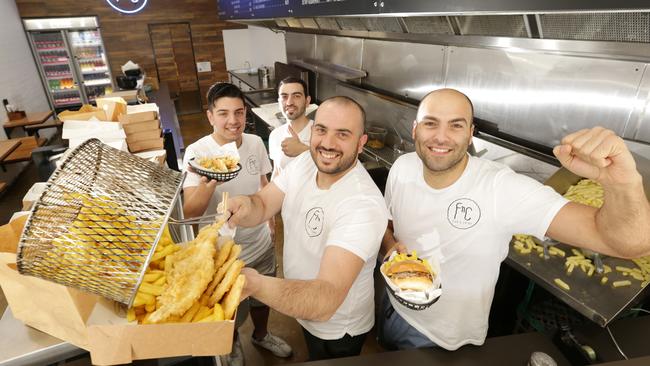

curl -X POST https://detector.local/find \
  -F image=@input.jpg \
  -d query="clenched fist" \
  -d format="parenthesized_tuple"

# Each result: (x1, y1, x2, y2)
(553, 127, 641, 187)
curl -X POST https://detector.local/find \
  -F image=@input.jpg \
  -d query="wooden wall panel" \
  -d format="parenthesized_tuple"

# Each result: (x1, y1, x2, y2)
(16, 0, 244, 107)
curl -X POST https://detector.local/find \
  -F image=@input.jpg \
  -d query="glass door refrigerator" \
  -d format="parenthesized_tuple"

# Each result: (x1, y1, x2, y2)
(68, 29, 113, 104)
(24, 17, 114, 110)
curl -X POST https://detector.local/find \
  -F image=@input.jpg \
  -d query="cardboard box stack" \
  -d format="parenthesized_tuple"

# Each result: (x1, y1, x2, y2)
(59, 99, 128, 151)
(118, 104, 163, 153)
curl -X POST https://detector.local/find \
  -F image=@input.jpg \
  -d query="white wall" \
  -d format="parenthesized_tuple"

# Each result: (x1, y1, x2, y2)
(0, 1, 50, 140)
(223, 26, 287, 72)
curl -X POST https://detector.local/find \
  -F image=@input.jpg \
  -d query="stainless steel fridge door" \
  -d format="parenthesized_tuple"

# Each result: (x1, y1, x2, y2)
(67, 29, 114, 105)
(28, 30, 82, 109)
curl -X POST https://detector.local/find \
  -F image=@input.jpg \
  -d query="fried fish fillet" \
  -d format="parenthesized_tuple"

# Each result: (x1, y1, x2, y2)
(223, 274, 246, 320)
(148, 224, 218, 323)
(209, 259, 244, 306)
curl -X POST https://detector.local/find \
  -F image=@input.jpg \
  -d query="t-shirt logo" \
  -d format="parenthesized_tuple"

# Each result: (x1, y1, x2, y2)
(447, 198, 481, 229)
(246, 155, 259, 175)
(305, 207, 324, 237)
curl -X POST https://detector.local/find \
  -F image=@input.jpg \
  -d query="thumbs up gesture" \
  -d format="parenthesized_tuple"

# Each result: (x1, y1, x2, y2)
(553, 127, 640, 187)
(281, 125, 309, 157)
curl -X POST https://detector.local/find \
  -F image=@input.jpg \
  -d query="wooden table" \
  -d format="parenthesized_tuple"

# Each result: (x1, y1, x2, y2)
(3, 111, 54, 137)
(0, 139, 22, 173)
(0, 136, 45, 173)
(0, 139, 21, 162)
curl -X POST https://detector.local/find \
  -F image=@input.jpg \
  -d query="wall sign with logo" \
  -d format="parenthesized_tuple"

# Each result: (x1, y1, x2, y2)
(106, 0, 148, 14)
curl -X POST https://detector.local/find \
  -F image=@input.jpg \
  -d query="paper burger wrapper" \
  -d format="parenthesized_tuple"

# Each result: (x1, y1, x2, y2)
(381, 251, 442, 305)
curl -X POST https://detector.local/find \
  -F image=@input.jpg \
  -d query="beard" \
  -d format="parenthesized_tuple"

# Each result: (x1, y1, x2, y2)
(310, 145, 359, 176)
(414, 134, 470, 174)
(283, 103, 307, 121)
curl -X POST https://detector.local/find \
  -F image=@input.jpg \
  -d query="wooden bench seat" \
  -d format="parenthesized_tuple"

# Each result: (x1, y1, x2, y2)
(24, 119, 63, 137)
(2, 136, 46, 164)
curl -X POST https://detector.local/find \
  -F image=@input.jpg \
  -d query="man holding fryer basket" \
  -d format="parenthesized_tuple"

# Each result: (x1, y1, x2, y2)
(224, 96, 389, 361)
(378, 88, 650, 351)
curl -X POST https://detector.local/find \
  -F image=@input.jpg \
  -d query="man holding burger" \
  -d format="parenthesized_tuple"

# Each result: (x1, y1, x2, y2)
(224, 96, 388, 361)
(379, 88, 650, 351)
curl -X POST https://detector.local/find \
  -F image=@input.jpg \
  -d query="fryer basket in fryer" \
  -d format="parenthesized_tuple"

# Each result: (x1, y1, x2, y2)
(16, 138, 184, 306)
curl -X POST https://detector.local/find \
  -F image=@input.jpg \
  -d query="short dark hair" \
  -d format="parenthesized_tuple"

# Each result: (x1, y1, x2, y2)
(319, 96, 366, 135)
(206, 82, 245, 110)
(278, 77, 309, 98)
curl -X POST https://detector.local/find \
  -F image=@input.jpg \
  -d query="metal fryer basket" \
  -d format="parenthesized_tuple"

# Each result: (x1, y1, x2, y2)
(16, 139, 184, 306)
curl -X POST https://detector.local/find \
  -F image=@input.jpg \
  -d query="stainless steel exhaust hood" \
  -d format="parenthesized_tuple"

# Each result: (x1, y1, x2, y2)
(218, 1, 650, 159)
(219, 1, 650, 43)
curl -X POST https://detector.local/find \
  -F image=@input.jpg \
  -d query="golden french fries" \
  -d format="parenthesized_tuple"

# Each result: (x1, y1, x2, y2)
(127, 223, 245, 324)
(210, 259, 245, 306)
(223, 275, 246, 321)
(512, 179, 650, 289)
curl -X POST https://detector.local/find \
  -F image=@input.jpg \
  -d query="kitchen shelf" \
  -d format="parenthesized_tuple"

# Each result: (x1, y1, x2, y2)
(50, 87, 79, 93)
(84, 79, 111, 86)
(73, 41, 102, 47)
(54, 99, 81, 107)
(292, 58, 367, 81)
(81, 67, 108, 74)
(77, 57, 104, 62)
(46, 74, 73, 80)
(37, 47, 66, 52)
(42, 61, 70, 66)
(361, 146, 402, 168)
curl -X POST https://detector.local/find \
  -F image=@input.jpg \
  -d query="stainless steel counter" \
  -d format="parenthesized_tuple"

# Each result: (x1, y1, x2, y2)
(507, 245, 649, 327)
(244, 91, 279, 108)
(0, 307, 85, 366)
(229, 71, 276, 93)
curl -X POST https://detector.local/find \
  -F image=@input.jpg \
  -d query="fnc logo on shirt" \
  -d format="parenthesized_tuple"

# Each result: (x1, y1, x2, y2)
(447, 198, 481, 229)
(246, 155, 259, 175)
(305, 207, 324, 237)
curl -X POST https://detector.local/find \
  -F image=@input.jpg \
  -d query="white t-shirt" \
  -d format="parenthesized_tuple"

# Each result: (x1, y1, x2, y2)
(268, 120, 313, 175)
(274, 152, 388, 340)
(385, 153, 568, 350)
(182, 133, 273, 264)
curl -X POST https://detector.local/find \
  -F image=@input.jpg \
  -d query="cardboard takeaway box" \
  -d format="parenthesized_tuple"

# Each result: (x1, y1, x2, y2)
(0, 217, 234, 365)
(118, 105, 163, 152)
(96, 97, 128, 122)
(58, 104, 108, 122)
(128, 137, 164, 153)
(118, 109, 158, 124)
(126, 128, 162, 143)
(62, 120, 128, 151)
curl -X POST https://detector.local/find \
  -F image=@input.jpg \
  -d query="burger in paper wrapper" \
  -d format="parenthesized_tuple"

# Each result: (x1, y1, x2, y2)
(385, 259, 433, 292)
(381, 251, 442, 310)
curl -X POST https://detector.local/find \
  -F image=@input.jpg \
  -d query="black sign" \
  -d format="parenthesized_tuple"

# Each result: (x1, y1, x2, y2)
(217, 0, 650, 20)
(217, 0, 378, 20)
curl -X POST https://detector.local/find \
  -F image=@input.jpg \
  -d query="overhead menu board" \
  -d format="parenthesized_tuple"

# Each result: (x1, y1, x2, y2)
(217, 0, 378, 20)
(217, 0, 650, 20)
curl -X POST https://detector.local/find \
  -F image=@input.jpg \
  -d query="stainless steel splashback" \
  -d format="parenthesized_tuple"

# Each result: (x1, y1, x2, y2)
(445, 46, 645, 147)
(284, 32, 650, 157)
(334, 83, 417, 148)
(362, 39, 446, 101)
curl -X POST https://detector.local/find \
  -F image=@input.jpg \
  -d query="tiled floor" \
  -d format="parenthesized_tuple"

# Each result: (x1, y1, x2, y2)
(178, 112, 212, 150)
